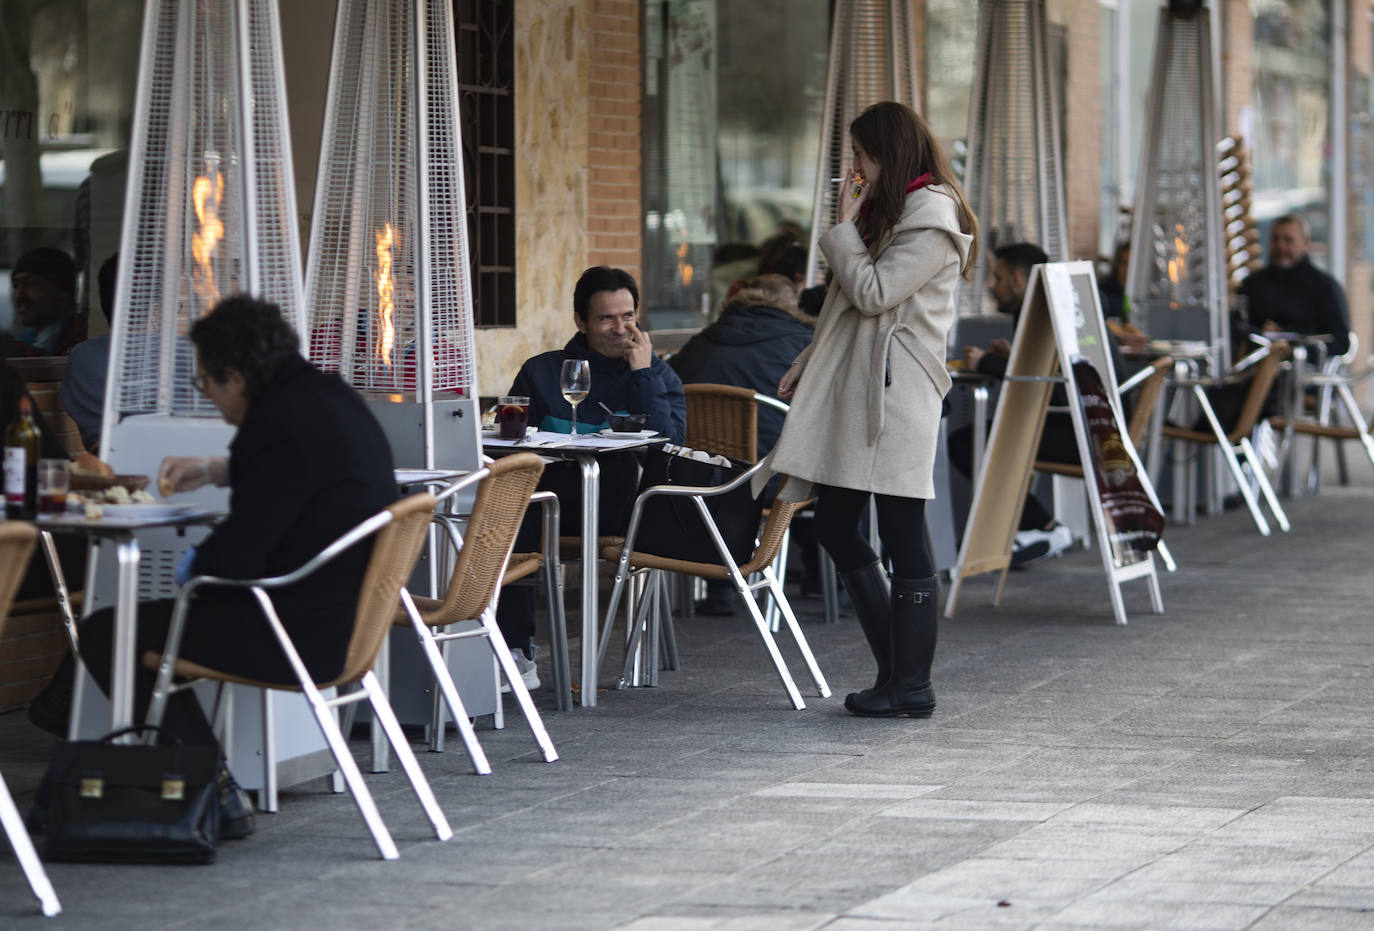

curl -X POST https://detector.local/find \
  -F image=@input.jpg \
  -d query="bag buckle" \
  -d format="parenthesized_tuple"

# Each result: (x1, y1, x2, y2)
(161, 775, 186, 801)
(80, 775, 104, 798)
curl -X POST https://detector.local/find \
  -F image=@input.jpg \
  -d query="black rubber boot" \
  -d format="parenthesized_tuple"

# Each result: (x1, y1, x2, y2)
(844, 575, 937, 718)
(839, 560, 891, 693)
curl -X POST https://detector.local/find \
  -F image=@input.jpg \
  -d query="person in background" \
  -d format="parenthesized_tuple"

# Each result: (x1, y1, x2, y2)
(7, 247, 85, 357)
(61, 253, 117, 450)
(762, 101, 979, 719)
(669, 273, 815, 614)
(1236, 214, 1350, 358)
(1098, 241, 1148, 352)
(498, 266, 686, 686)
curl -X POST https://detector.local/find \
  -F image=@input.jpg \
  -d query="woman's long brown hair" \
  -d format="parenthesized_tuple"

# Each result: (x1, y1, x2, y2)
(850, 101, 980, 279)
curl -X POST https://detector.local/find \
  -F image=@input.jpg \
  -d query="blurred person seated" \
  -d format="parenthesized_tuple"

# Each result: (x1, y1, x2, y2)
(669, 273, 816, 614)
(60, 253, 118, 451)
(498, 266, 686, 685)
(6, 247, 86, 357)
(1098, 241, 1148, 352)
(30, 295, 398, 839)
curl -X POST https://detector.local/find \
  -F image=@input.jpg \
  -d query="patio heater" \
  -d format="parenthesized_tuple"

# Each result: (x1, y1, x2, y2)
(305, 0, 490, 730)
(1124, 2, 1228, 372)
(804, 0, 920, 286)
(304, 0, 480, 474)
(80, 0, 324, 799)
(954, 0, 1068, 327)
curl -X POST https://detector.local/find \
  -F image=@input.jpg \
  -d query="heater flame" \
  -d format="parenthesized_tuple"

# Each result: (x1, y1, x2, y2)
(1166, 229, 1189, 285)
(191, 173, 225, 305)
(375, 223, 396, 368)
(676, 241, 693, 287)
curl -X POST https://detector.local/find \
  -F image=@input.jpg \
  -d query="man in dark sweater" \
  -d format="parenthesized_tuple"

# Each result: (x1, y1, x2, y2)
(498, 267, 686, 685)
(1237, 214, 1350, 357)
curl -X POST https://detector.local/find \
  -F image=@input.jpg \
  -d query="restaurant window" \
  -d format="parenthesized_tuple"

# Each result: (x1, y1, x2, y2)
(1249, 0, 1333, 268)
(922, 0, 978, 159)
(0, 1, 141, 339)
(457, 0, 516, 327)
(641, 0, 829, 329)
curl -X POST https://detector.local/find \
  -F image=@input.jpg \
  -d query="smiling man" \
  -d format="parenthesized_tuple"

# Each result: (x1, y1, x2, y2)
(498, 266, 686, 685)
(7, 247, 83, 356)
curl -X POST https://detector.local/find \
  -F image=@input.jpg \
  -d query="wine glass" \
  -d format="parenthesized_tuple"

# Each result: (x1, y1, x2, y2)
(559, 359, 591, 436)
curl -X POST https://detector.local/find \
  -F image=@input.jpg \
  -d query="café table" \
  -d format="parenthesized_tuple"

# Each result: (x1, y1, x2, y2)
(39, 505, 223, 738)
(483, 429, 668, 707)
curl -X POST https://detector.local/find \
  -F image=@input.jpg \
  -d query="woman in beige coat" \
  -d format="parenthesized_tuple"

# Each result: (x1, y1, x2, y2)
(769, 101, 977, 718)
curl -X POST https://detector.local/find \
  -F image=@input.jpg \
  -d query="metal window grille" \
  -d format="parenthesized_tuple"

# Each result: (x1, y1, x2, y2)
(305, 0, 478, 400)
(104, 0, 305, 430)
(804, 0, 920, 286)
(955, 0, 1068, 322)
(458, 0, 515, 328)
(1125, 6, 1228, 368)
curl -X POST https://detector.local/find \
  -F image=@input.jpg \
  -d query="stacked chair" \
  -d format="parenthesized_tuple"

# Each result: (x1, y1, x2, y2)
(0, 523, 62, 916)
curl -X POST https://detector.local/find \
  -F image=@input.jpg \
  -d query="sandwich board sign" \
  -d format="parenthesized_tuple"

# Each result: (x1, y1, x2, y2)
(945, 261, 1170, 626)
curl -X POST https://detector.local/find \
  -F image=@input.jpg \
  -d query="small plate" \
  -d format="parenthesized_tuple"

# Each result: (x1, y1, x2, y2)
(599, 428, 656, 438)
(89, 504, 195, 519)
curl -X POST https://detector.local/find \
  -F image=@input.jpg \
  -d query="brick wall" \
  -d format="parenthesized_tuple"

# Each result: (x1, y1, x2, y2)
(586, 0, 642, 279)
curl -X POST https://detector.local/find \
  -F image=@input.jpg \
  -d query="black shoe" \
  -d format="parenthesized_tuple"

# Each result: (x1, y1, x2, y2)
(218, 767, 256, 840)
(27, 656, 75, 738)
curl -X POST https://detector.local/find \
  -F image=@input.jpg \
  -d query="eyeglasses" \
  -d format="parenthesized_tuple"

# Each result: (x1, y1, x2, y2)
(191, 373, 209, 393)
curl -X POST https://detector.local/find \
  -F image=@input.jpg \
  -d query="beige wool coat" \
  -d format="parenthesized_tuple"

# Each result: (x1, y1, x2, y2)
(757, 184, 973, 500)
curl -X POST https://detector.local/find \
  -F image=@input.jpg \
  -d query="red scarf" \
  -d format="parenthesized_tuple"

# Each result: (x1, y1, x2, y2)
(858, 173, 934, 243)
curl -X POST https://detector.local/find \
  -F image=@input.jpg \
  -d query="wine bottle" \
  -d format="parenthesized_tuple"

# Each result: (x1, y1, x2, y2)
(4, 396, 41, 519)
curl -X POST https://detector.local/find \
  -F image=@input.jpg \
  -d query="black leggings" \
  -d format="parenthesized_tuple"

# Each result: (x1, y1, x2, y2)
(813, 484, 933, 579)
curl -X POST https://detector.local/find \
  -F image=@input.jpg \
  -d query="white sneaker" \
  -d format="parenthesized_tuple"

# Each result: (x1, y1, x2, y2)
(1011, 523, 1073, 567)
(500, 645, 541, 692)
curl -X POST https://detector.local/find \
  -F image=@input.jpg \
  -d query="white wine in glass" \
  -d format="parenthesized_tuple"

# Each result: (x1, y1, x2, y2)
(559, 359, 591, 436)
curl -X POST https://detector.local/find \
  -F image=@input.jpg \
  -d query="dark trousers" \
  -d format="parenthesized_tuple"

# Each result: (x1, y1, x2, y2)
(495, 454, 639, 651)
(948, 411, 1079, 532)
(813, 484, 932, 579)
(18, 533, 87, 601)
(77, 591, 303, 747)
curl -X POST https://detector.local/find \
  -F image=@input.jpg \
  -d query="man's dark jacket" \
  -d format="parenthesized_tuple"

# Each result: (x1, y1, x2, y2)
(669, 300, 813, 459)
(1237, 255, 1350, 356)
(509, 332, 686, 443)
(188, 354, 397, 680)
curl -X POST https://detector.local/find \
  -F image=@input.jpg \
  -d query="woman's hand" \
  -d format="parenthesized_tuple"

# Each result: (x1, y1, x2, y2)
(778, 362, 802, 401)
(838, 169, 867, 225)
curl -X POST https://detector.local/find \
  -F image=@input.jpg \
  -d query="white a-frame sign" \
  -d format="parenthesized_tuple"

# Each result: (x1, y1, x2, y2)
(945, 261, 1172, 626)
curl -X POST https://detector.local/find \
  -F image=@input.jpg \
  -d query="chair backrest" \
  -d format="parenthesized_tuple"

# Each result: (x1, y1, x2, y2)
(1229, 339, 1289, 443)
(0, 523, 38, 634)
(431, 453, 545, 624)
(684, 383, 758, 462)
(337, 492, 438, 683)
(739, 494, 802, 575)
(1126, 356, 1173, 447)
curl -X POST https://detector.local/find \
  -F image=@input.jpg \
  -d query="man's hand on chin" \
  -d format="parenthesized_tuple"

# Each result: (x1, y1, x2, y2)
(623, 324, 654, 371)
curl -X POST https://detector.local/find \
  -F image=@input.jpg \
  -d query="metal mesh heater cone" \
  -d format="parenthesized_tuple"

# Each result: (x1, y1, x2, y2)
(805, 0, 920, 286)
(1125, 7, 1227, 367)
(305, 0, 477, 405)
(104, 0, 305, 433)
(955, 0, 1067, 321)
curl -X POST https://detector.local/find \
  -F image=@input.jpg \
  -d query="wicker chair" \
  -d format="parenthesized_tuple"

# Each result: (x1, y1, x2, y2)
(142, 493, 450, 861)
(393, 453, 559, 764)
(1162, 339, 1291, 536)
(0, 523, 62, 916)
(1033, 356, 1173, 479)
(596, 461, 830, 710)
(684, 383, 759, 462)
(1269, 334, 1374, 491)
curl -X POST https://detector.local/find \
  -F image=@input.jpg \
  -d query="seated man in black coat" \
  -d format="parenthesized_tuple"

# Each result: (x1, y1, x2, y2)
(42, 295, 397, 838)
(498, 266, 686, 686)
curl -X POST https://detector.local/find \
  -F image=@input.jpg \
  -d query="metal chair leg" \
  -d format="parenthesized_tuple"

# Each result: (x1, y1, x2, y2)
(730, 565, 805, 710)
(1239, 436, 1290, 532)
(362, 671, 454, 843)
(480, 609, 559, 762)
(402, 594, 491, 775)
(763, 565, 831, 698)
(304, 682, 399, 860)
(1, 770, 61, 916)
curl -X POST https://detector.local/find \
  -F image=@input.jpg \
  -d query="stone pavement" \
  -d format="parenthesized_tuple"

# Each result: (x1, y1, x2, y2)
(2, 481, 1373, 929)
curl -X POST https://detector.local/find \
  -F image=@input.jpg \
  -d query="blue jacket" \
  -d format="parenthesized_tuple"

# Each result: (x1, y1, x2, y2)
(509, 332, 686, 443)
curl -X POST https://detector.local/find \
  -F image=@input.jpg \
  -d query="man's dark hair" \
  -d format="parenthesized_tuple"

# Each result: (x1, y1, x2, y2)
(97, 254, 118, 327)
(190, 294, 300, 399)
(993, 242, 1049, 275)
(573, 266, 638, 322)
(756, 235, 807, 283)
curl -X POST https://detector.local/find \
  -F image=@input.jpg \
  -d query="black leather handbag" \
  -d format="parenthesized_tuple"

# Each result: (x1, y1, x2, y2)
(35, 725, 221, 864)
(632, 445, 764, 567)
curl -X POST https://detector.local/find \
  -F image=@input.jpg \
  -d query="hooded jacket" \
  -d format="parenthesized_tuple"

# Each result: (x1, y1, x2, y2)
(757, 184, 973, 500)
(669, 289, 814, 459)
